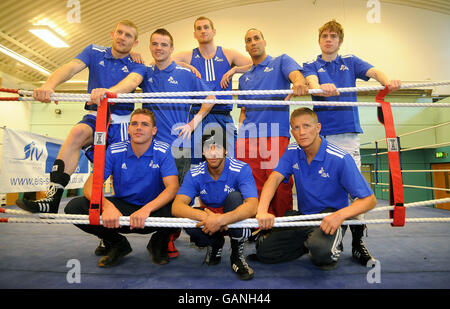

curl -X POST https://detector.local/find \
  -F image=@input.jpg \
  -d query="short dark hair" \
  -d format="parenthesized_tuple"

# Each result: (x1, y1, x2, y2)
(201, 127, 227, 162)
(194, 16, 214, 30)
(245, 28, 264, 41)
(202, 127, 226, 150)
(151, 28, 174, 47)
(130, 108, 156, 126)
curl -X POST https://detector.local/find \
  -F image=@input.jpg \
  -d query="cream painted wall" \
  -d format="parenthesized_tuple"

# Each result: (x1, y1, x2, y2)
(0, 71, 33, 171)
(129, 0, 450, 148)
(25, 0, 450, 149)
(132, 0, 450, 93)
(30, 100, 86, 140)
(434, 96, 450, 144)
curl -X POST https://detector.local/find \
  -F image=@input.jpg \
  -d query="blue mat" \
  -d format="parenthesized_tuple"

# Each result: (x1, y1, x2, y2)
(1, 198, 449, 290)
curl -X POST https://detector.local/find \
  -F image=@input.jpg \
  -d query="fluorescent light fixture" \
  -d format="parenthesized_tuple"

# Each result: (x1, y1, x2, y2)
(29, 26, 69, 48)
(63, 80, 88, 84)
(0, 44, 50, 75)
(36, 80, 88, 84)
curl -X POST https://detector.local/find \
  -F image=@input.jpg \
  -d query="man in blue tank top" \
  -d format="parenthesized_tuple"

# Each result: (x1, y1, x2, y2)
(172, 16, 252, 164)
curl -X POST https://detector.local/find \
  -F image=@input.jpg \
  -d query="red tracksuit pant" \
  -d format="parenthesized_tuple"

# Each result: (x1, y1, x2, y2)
(236, 136, 293, 217)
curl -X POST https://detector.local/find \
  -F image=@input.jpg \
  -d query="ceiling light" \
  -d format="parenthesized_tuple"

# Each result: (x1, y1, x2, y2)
(63, 80, 88, 84)
(36, 80, 88, 84)
(0, 44, 50, 75)
(29, 26, 69, 48)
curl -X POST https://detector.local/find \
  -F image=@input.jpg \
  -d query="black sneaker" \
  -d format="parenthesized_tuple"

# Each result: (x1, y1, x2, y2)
(352, 239, 376, 266)
(230, 239, 254, 280)
(95, 239, 108, 256)
(204, 245, 223, 265)
(147, 232, 170, 265)
(204, 236, 225, 266)
(246, 253, 259, 261)
(97, 237, 132, 268)
(16, 184, 64, 213)
(247, 229, 261, 242)
(315, 261, 338, 271)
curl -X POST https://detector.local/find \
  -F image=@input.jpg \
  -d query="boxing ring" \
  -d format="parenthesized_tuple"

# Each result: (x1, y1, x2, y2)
(0, 82, 449, 289)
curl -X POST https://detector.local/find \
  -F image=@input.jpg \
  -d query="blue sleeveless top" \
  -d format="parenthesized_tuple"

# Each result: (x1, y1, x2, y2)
(190, 46, 232, 112)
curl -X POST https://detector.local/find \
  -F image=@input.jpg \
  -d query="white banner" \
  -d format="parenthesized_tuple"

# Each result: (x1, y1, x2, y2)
(0, 128, 90, 193)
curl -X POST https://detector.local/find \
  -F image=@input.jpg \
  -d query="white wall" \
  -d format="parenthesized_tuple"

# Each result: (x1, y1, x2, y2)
(132, 0, 450, 93)
(129, 0, 450, 148)
(9, 0, 450, 149)
(0, 72, 33, 171)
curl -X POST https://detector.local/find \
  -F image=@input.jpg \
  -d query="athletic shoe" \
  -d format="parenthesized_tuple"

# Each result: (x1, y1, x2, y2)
(16, 184, 63, 213)
(95, 239, 108, 256)
(147, 232, 170, 265)
(316, 261, 338, 270)
(97, 237, 132, 268)
(204, 245, 223, 266)
(230, 239, 254, 280)
(352, 239, 376, 266)
(351, 224, 376, 266)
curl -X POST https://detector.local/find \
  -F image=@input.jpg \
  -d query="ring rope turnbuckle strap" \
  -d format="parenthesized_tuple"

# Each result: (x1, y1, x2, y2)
(88, 92, 115, 225)
(376, 86, 405, 226)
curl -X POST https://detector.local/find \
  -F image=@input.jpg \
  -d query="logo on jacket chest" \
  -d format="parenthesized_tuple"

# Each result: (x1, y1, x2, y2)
(224, 184, 235, 194)
(149, 160, 160, 169)
(168, 76, 178, 84)
(318, 167, 330, 178)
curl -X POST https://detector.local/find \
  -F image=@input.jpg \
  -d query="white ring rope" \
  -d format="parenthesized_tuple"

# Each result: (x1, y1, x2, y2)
(114, 81, 450, 98)
(361, 121, 450, 146)
(370, 183, 450, 192)
(2, 216, 450, 228)
(365, 169, 450, 173)
(13, 96, 450, 108)
(364, 141, 450, 156)
(12, 81, 450, 108)
(110, 98, 450, 108)
(2, 197, 449, 227)
(16, 81, 450, 99)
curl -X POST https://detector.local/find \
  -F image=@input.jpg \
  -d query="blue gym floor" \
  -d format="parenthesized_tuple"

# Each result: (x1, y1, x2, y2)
(0, 197, 449, 292)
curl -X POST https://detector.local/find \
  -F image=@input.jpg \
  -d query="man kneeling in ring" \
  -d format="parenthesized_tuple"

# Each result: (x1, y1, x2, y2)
(254, 107, 376, 270)
(172, 127, 258, 280)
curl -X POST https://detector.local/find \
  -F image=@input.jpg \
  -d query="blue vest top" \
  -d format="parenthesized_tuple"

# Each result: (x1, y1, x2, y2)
(190, 46, 232, 111)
